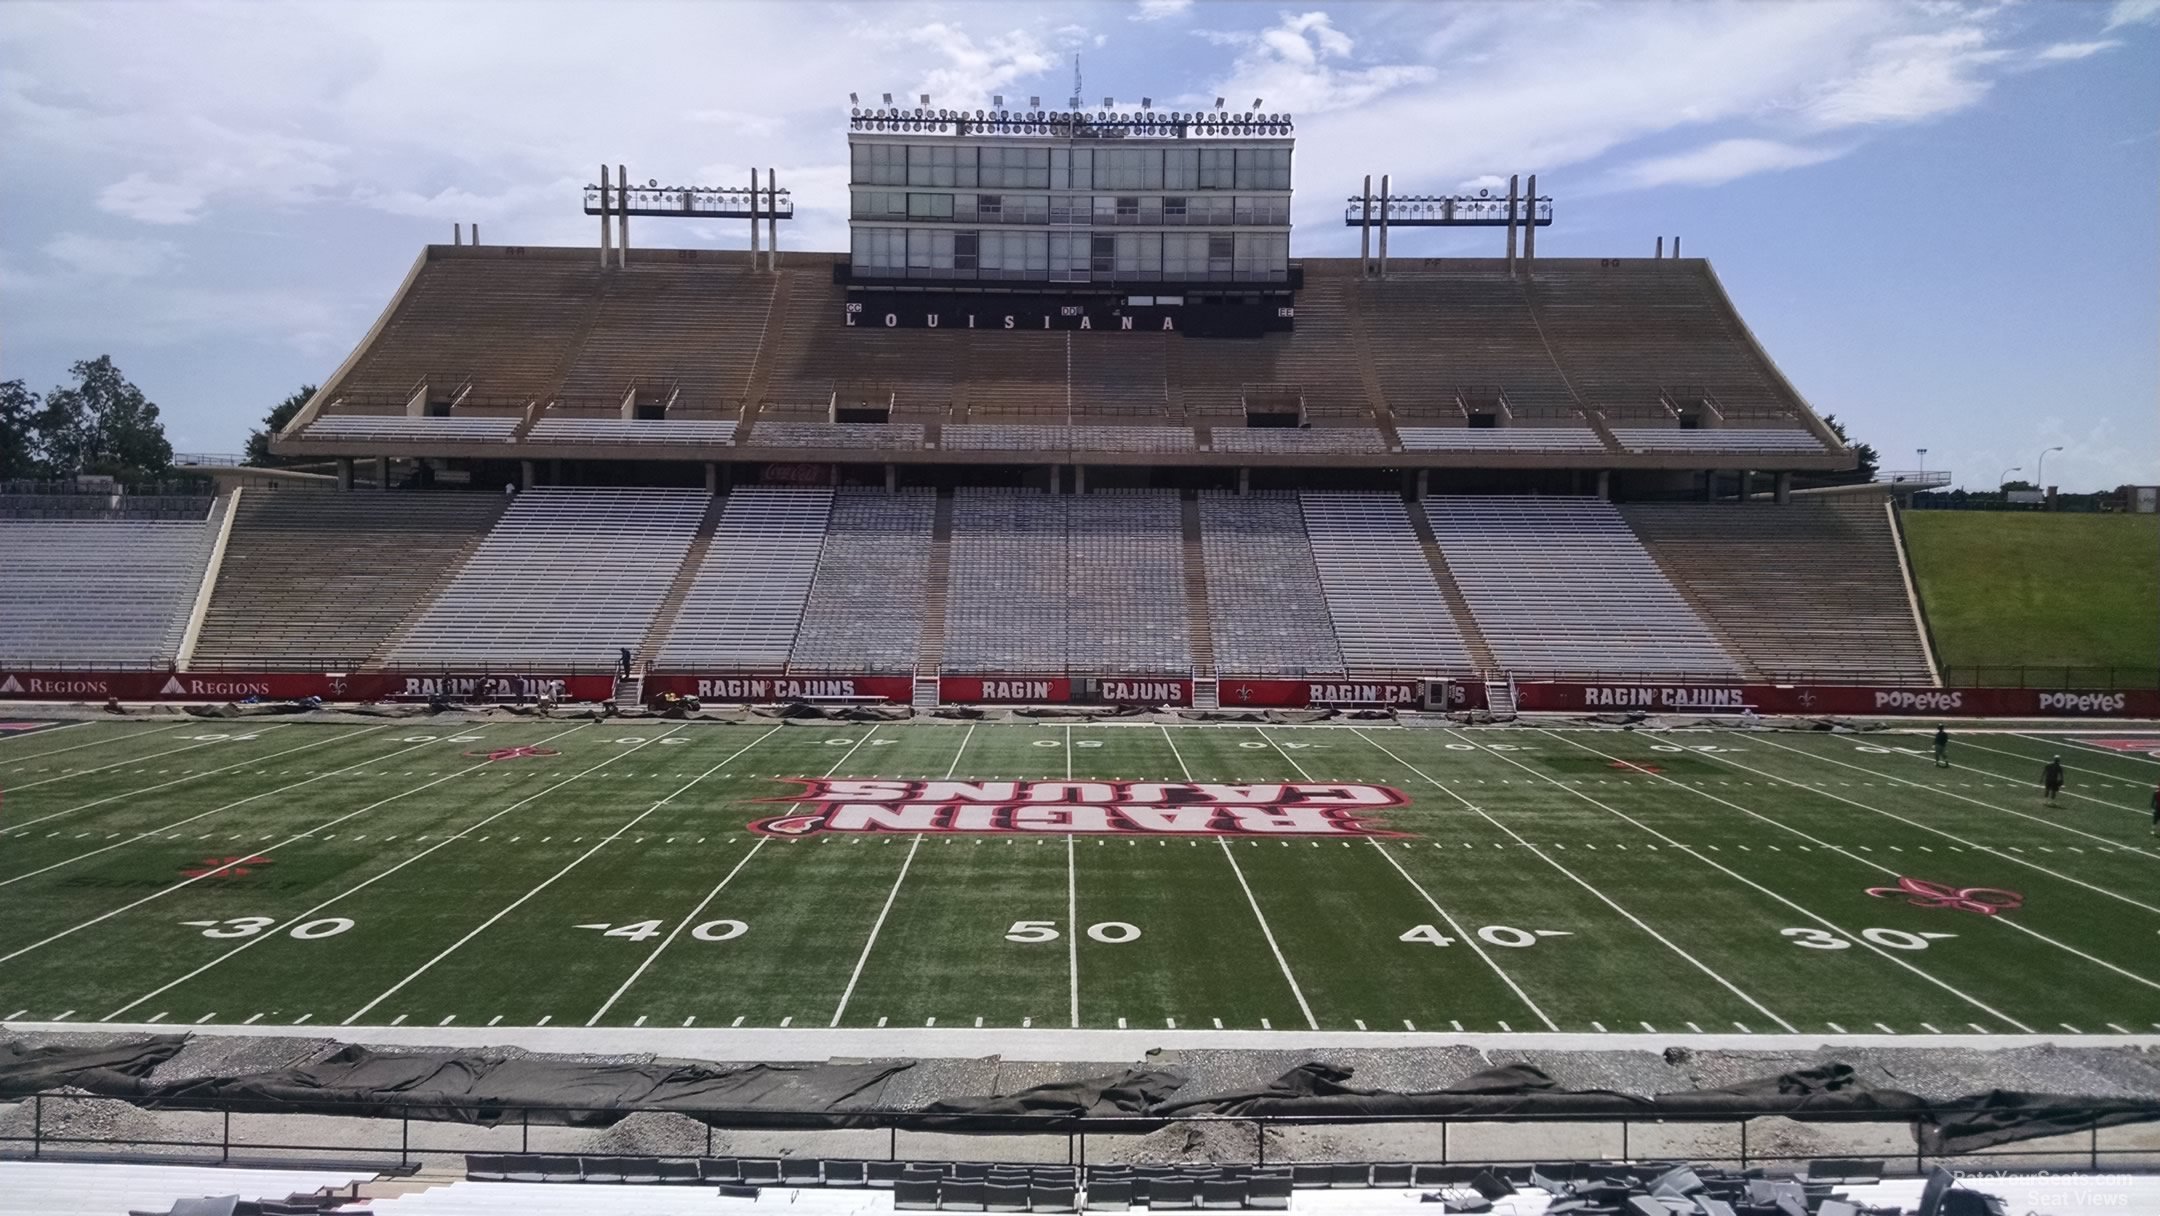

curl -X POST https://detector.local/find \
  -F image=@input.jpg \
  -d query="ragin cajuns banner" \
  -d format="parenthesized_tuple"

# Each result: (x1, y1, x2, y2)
(750, 778, 1410, 838)
(1517, 682, 2160, 718)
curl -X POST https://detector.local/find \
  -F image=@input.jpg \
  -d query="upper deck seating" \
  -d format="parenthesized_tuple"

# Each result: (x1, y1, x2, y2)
(656, 487, 831, 669)
(942, 489, 1068, 674)
(1620, 502, 1934, 683)
(790, 490, 936, 673)
(1525, 263, 1794, 416)
(747, 423, 925, 450)
(941, 425, 1196, 454)
(304, 415, 519, 442)
(0, 507, 220, 668)
(1425, 496, 1741, 679)
(1210, 428, 1388, 455)
(526, 418, 737, 445)
(1357, 272, 1578, 418)
(0, 491, 213, 521)
(333, 256, 604, 402)
(1068, 491, 1191, 675)
(1608, 427, 1825, 453)
(192, 490, 506, 669)
(383, 487, 706, 668)
(1199, 492, 1345, 677)
(1299, 493, 1474, 676)
(554, 263, 777, 407)
(1396, 427, 1607, 452)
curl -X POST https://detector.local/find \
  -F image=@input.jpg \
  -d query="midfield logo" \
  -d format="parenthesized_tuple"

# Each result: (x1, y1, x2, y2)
(749, 779, 1411, 838)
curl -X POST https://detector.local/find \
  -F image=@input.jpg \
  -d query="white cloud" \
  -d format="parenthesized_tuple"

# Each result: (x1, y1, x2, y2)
(1132, 0, 1191, 21)
(1210, 10, 1434, 115)
(2033, 40, 2121, 62)
(42, 232, 183, 278)
(2104, 0, 2160, 30)
(903, 23, 1058, 110)
(1800, 28, 2007, 129)
(1610, 138, 1845, 189)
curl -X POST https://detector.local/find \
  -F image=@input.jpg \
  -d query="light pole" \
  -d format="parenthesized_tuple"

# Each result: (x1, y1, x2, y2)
(1999, 465, 2021, 488)
(1917, 448, 1928, 473)
(2037, 446, 2063, 489)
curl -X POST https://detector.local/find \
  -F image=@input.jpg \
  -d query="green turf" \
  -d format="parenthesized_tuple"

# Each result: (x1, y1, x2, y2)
(1900, 510, 2160, 676)
(2, 719, 2157, 1036)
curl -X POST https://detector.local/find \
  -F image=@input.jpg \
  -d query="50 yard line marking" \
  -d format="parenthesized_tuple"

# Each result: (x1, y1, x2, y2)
(1418, 728, 2031, 1033)
(1350, 728, 1793, 1033)
(1161, 723, 1317, 1030)
(829, 723, 968, 1027)
(1258, 728, 1555, 1032)
(98, 722, 605, 1022)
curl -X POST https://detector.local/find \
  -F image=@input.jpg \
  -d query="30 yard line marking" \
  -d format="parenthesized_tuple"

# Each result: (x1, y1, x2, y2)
(1258, 728, 1553, 1031)
(338, 725, 698, 1024)
(0, 729, 549, 971)
(1548, 730, 2160, 998)
(99, 723, 716, 1023)
(1351, 728, 1793, 1033)
(1436, 729, 2032, 1033)
(1162, 724, 1316, 1029)
(828, 723, 969, 1027)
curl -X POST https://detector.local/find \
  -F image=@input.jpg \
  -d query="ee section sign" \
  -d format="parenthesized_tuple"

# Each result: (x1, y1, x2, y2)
(750, 778, 1410, 839)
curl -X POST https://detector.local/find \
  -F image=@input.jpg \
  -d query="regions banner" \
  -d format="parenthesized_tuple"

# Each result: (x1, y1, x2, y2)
(643, 674, 914, 703)
(1517, 682, 2160, 718)
(0, 670, 615, 704)
(748, 778, 1410, 838)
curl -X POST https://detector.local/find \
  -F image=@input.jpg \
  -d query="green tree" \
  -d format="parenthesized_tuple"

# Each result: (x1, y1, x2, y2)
(1818, 413, 1879, 483)
(0, 379, 40, 479)
(35, 357, 172, 481)
(245, 383, 316, 466)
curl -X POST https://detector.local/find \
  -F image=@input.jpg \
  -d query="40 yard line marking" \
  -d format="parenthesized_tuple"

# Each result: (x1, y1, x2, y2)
(1548, 730, 2160, 998)
(1257, 728, 1554, 1031)
(1429, 728, 2032, 1034)
(829, 723, 966, 1027)
(96, 722, 650, 1023)
(1162, 724, 1317, 1030)
(341, 725, 703, 1024)
(1351, 728, 1794, 1033)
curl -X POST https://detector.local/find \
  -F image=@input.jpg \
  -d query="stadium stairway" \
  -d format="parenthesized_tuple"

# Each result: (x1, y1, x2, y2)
(1179, 495, 1219, 706)
(639, 494, 724, 666)
(1404, 498, 1499, 675)
(1299, 491, 1476, 677)
(913, 490, 957, 707)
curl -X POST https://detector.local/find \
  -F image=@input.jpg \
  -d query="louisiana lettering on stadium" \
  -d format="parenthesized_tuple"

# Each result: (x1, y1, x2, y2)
(749, 779, 1409, 838)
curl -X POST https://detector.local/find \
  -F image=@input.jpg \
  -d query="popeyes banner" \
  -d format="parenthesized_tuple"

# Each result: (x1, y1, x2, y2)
(1517, 682, 2160, 718)
(0, 671, 616, 703)
(750, 778, 1410, 838)
(643, 674, 914, 703)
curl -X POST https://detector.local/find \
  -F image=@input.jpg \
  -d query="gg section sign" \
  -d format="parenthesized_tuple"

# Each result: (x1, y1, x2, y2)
(751, 779, 1410, 839)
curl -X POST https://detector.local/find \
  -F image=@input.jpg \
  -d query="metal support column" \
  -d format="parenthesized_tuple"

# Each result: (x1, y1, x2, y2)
(1775, 471, 1792, 505)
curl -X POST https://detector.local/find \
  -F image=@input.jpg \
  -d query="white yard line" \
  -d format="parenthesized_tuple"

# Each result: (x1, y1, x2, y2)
(0, 721, 138, 759)
(341, 725, 698, 1024)
(1159, 724, 1316, 1030)
(2016, 731, 2160, 770)
(0, 726, 417, 890)
(1421, 728, 2033, 1033)
(1544, 730, 2160, 998)
(825, 723, 969, 1027)
(1256, 727, 1554, 1031)
(100, 722, 605, 1022)
(1351, 728, 1793, 1033)
(0, 725, 552, 968)
(1755, 734, 2158, 847)
(1939, 735, 2153, 813)
(1, 729, 267, 794)
(1, 724, 378, 838)
(1066, 724, 1079, 1028)
(580, 725, 819, 1025)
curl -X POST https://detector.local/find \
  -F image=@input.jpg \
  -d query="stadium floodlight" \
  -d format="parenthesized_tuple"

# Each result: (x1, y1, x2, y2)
(848, 92, 858, 104)
(1215, 97, 1225, 108)
(881, 93, 892, 104)
(1916, 448, 1927, 473)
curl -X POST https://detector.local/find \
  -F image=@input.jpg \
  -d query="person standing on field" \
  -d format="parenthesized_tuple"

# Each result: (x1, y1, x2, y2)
(2043, 756, 2065, 803)
(2149, 785, 2158, 837)
(1933, 726, 1950, 768)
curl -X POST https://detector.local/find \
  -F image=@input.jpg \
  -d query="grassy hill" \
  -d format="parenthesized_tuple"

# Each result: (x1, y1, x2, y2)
(1900, 510, 2158, 678)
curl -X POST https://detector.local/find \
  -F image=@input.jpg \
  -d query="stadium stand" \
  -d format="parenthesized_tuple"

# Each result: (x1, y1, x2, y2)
(942, 488, 1069, 674)
(329, 257, 604, 403)
(940, 424, 1196, 454)
(382, 487, 706, 668)
(1299, 492, 1474, 676)
(1358, 270, 1578, 418)
(303, 415, 520, 442)
(655, 487, 832, 669)
(1067, 491, 1192, 675)
(0, 489, 213, 520)
(1523, 262, 1797, 418)
(745, 422, 925, 450)
(552, 262, 777, 408)
(0, 1161, 373, 1216)
(1608, 427, 1825, 453)
(790, 489, 937, 673)
(191, 490, 507, 669)
(1068, 331, 1171, 419)
(1621, 501, 1936, 684)
(525, 418, 738, 445)
(1425, 496, 1742, 679)
(0, 501, 221, 668)
(1395, 426, 1607, 452)
(1198, 492, 1345, 677)
(1209, 427, 1388, 454)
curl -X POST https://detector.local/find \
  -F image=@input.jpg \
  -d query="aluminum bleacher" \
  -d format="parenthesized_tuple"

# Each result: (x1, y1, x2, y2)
(1609, 427, 1825, 454)
(527, 418, 738, 445)
(656, 487, 832, 669)
(1425, 496, 1742, 680)
(383, 487, 707, 668)
(1396, 426, 1607, 452)
(0, 503, 220, 668)
(1621, 502, 1935, 684)
(1198, 492, 1345, 677)
(0, 1161, 373, 1216)
(304, 415, 519, 443)
(942, 489, 1067, 674)
(1067, 491, 1191, 675)
(192, 490, 507, 669)
(1299, 493, 1474, 677)
(791, 489, 936, 674)
(940, 424, 1195, 454)
(748, 422, 925, 450)
(1210, 428, 1388, 455)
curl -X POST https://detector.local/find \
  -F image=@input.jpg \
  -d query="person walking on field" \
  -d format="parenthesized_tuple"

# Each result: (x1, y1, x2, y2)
(1933, 726, 1950, 768)
(2149, 785, 2159, 837)
(2043, 756, 2066, 804)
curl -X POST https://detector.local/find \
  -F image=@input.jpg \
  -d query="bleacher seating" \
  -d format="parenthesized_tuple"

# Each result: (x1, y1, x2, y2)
(1210, 428, 1387, 454)
(332, 256, 604, 403)
(1358, 271, 1580, 418)
(0, 1161, 372, 1216)
(1066, 491, 1192, 675)
(1299, 493, 1474, 676)
(553, 262, 777, 408)
(941, 425, 1195, 454)
(1425, 496, 1741, 679)
(192, 490, 506, 669)
(656, 487, 832, 669)
(1198, 492, 1345, 677)
(747, 422, 925, 450)
(1397, 426, 1607, 452)
(942, 489, 1068, 674)
(383, 487, 707, 668)
(1608, 427, 1825, 453)
(0, 490, 213, 520)
(527, 418, 738, 445)
(1621, 502, 1935, 683)
(791, 489, 936, 673)
(304, 415, 519, 442)
(0, 504, 220, 668)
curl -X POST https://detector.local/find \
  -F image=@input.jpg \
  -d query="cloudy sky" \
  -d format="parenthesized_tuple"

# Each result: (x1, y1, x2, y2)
(1, 0, 2154, 490)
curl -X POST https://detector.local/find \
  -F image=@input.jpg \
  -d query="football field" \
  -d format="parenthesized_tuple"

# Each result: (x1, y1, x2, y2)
(1, 717, 2157, 1038)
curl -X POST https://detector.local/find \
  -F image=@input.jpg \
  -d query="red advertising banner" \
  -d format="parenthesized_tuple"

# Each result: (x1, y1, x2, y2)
(1516, 682, 2160, 718)
(1213, 680, 1480, 710)
(939, 676, 1074, 704)
(642, 674, 913, 703)
(0, 670, 614, 704)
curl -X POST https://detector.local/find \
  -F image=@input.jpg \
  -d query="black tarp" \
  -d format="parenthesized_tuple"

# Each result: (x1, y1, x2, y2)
(0, 1034, 183, 1096)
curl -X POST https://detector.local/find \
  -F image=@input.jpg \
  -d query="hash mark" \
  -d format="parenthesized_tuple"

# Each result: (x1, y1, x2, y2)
(195, 1013, 216, 1024)
(1828, 1022, 1847, 1033)
(537, 1015, 550, 1026)
(1403, 1020, 1416, 1031)
(1591, 1022, 1607, 1033)
(390, 1014, 406, 1026)
(243, 1013, 262, 1025)
(635, 1015, 647, 1026)
(1354, 1019, 1367, 1031)
(488, 1016, 502, 1026)
(1260, 1017, 1271, 1029)
(439, 1016, 455, 1027)
(1639, 1022, 1656, 1033)
(293, 1014, 311, 1025)
(1874, 1023, 1896, 1034)
(2061, 1023, 2083, 1033)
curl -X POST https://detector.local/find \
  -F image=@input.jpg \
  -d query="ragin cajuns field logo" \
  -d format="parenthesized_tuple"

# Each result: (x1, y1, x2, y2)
(750, 779, 1410, 838)
(463, 745, 562, 762)
(1866, 875, 2023, 916)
